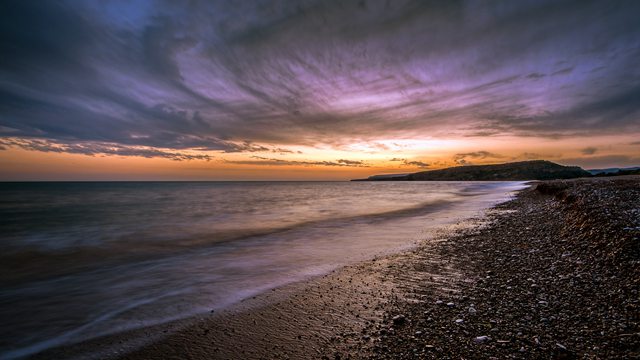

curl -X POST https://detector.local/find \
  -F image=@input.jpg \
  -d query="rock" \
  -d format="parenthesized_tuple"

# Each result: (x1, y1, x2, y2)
(446, 302, 455, 307)
(455, 319, 464, 324)
(553, 343, 576, 359)
(392, 315, 406, 326)
(435, 300, 443, 305)
(474, 336, 490, 344)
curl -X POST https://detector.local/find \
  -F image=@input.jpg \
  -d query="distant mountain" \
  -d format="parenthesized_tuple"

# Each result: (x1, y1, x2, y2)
(353, 160, 591, 181)
(366, 173, 410, 180)
(587, 166, 640, 175)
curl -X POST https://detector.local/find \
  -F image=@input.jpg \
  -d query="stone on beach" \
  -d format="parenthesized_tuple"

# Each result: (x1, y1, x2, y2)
(392, 315, 406, 326)
(474, 336, 490, 344)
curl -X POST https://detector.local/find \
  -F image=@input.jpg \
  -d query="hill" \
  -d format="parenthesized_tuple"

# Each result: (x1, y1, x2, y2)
(354, 160, 591, 181)
(587, 166, 640, 176)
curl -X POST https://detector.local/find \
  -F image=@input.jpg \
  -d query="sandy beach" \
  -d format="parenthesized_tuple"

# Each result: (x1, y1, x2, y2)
(31, 176, 639, 359)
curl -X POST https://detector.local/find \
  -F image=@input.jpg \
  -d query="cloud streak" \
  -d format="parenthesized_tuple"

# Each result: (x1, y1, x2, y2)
(226, 156, 370, 167)
(390, 158, 430, 169)
(0, 138, 212, 161)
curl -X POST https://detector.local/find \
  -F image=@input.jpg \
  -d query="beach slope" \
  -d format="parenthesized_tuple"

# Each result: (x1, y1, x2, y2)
(368, 176, 639, 358)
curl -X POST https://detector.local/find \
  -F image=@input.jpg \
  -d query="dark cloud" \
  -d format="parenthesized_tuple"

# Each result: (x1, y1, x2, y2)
(551, 67, 574, 76)
(389, 158, 429, 168)
(481, 84, 640, 137)
(1, 0, 639, 157)
(526, 73, 546, 80)
(272, 147, 302, 154)
(581, 147, 598, 155)
(226, 156, 369, 167)
(403, 160, 430, 169)
(221, 141, 270, 153)
(0, 138, 212, 161)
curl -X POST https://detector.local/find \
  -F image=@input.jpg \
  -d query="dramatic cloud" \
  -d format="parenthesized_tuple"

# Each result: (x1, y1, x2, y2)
(1, 0, 640, 162)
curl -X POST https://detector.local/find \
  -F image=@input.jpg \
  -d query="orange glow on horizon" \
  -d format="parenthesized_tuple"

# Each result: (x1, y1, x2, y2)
(1, 133, 639, 181)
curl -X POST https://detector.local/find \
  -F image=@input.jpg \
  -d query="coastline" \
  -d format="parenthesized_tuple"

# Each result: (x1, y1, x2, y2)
(368, 176, 639, 358)
(30, 177, 639, 359)
(30, 205, 485, 360)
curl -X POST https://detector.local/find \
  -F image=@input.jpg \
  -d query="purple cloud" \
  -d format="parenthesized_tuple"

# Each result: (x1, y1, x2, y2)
(1, 0, 639, 158)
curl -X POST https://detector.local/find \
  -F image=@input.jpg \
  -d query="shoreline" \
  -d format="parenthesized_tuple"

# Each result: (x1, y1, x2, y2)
(29, 177, 639, 359)
(369, 176, 639, 358)
(30, 207, 488, 360)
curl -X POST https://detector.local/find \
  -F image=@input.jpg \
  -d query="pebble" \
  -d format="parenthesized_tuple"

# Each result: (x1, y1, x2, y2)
(474, 336, 490, 344)
(392, 315, 406, 326)
(353, 179, 639, 359)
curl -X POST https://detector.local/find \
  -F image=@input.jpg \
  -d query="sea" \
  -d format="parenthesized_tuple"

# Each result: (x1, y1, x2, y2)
(0, 181, 526, 359)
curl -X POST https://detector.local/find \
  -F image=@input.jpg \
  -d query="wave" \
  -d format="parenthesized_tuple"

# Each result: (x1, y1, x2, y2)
(1, 197, 459, 286)
(0, 288, 193, 360)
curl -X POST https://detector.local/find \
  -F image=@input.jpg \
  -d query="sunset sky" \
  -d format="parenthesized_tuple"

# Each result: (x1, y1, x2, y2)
(1, 0, 639, 180)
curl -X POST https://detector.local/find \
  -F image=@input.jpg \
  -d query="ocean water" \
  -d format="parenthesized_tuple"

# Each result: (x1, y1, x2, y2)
(0, 181, 526, 359)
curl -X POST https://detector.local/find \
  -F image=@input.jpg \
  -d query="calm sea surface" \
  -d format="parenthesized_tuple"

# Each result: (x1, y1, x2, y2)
(0, 181, 526, 359)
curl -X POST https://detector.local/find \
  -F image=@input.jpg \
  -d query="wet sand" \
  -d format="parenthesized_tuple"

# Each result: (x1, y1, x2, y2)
(32, 177, 639, 359)
(32, 224, 464, 360)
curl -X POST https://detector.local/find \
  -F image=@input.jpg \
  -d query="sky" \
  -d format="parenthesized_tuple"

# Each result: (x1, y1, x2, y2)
(1, 0, 639, 180)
